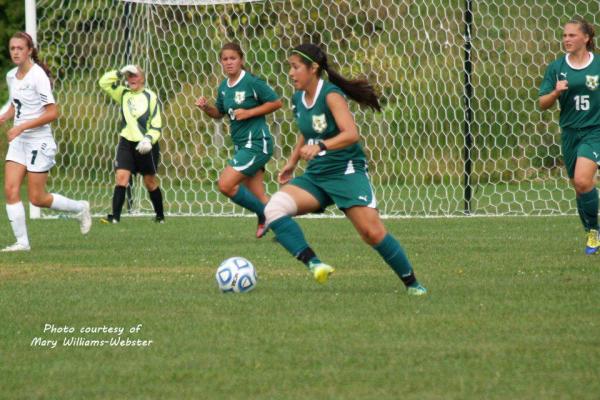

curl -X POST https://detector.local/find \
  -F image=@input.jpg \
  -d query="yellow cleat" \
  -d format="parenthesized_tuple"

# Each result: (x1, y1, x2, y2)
(310, 262, 335, 284)
(585, 229, 600, 255)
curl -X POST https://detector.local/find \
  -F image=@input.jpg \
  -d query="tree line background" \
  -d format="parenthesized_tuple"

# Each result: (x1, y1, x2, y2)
(0, 0, 25, 100)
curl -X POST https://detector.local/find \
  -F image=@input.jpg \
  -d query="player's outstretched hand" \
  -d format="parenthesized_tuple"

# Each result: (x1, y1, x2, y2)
(555, 79, 568, 94)
(300, 144, 321, 161)
(278, 163, 296, 185)
(233, 108, 253, 121)
(195, 96, 208, 109)
(6, 126, 23, 142)
(136, 135, 153, 154)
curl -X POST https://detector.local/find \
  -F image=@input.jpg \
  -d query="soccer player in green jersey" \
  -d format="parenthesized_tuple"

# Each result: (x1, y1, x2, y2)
(196, 43, 282, 238)
(99, 65, 165, 224)
(263, 43, 426, 296)
(539, 18, 600, 254)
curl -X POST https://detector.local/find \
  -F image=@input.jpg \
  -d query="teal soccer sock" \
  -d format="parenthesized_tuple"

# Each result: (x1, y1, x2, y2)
(580, 188, 599, 231)
(270, 216, 320, 266)
(373, 233, 417, 287)
(576, 195, 589, 231)
(230, 185, 265, 220)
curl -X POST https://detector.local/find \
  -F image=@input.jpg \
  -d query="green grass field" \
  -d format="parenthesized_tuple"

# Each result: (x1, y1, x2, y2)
(1, 215, 599, 399)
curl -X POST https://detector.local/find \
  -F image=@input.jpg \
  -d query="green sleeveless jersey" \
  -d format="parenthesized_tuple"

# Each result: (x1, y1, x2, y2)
(539, 52, 600, 129)
(215, 70, 279, 148)
(292, 80, 366, 175)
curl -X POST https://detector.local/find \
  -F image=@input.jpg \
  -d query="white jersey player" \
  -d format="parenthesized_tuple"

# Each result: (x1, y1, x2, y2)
(0, 32, 92, 251)
(6, 63, 55, 167)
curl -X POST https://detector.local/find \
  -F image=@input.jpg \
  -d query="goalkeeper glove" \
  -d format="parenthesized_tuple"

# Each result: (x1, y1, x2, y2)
(120, 65, 139, 76)
(136, 135, 153, 154)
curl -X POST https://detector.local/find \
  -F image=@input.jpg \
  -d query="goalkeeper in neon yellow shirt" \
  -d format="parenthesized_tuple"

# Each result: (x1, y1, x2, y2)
(99, 65, 165, 223)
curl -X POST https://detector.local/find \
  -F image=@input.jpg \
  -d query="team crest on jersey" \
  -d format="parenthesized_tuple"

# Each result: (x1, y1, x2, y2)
(312, 114, 327, 133)
(127, 98, 138, 115)
(234, 91, 245, 104)
(586, 75, 599, 90)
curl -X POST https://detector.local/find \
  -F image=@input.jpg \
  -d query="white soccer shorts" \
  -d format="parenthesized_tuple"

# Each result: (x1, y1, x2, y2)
(6, 136, 57, 172)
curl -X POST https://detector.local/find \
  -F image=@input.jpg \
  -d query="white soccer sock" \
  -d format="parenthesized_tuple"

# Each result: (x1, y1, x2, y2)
(6, 202, 29, 246)
(50, 193, 84, 213)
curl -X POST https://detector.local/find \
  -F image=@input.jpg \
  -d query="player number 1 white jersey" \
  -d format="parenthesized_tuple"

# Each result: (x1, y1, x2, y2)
(6, 63, 55, 140)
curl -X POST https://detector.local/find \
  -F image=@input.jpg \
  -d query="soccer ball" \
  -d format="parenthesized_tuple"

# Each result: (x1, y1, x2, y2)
(215, 257, 257, 293)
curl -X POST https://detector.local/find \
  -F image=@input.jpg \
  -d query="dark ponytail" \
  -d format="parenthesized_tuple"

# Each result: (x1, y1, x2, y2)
(11, 32, 52, 79)
(291, 43, 381, 111)
(568, 17, 595, 52)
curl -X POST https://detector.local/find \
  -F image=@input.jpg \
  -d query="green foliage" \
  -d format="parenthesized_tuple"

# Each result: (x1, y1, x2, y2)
(0, 0, 25, 101)
(34, 0, 586, 186)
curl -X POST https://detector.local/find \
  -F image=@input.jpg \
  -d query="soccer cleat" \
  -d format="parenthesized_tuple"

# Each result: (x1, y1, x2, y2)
(585, 229, 600, 255)
(155, 216, 165, 224)
(77, 201, 92, 234)
(256, 222, 268, 238)
(1, 242, 31, 252)
(100, 214, 119, 224)
(309, 262, 335, 284)
(407, 283, 428, 296)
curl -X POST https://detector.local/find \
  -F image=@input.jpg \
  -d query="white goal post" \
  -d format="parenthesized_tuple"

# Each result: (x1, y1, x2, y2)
(28, 0, 600, 217)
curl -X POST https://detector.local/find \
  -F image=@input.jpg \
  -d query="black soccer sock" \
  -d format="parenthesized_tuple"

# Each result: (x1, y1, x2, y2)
(112, 185, 127, 221)
(149, 187, 164, 219)
(296, 247, 319, 266)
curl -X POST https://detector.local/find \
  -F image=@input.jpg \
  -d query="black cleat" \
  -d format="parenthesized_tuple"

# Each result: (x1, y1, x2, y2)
(100, 214, 119, 224)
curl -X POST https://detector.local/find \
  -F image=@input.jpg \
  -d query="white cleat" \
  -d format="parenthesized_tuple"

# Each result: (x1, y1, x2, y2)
(1, 242, 31, 252)
(77, 201, 92, 235)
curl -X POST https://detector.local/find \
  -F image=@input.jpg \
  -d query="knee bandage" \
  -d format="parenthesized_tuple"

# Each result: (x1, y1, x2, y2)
(264, 191, 298, 226)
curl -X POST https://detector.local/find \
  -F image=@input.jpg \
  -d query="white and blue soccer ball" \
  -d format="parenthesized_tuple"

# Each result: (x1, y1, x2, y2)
(216, 256, 257, 293)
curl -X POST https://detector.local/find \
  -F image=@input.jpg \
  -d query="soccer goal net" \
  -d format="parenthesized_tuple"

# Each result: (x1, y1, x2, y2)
(31, 0, 599, 217)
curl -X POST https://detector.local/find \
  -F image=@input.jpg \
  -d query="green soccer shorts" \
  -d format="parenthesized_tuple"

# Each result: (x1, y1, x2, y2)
(228, 144, 273, 177)
(290, 170, 377, 210)
(561, 127, 600, 178)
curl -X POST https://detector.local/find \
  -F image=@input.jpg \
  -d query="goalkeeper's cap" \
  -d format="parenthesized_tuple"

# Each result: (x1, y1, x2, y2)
(125, 65, 144, 77)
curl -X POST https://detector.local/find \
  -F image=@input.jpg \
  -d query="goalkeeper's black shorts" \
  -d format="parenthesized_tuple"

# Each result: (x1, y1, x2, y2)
(114, 136, 160, 175)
